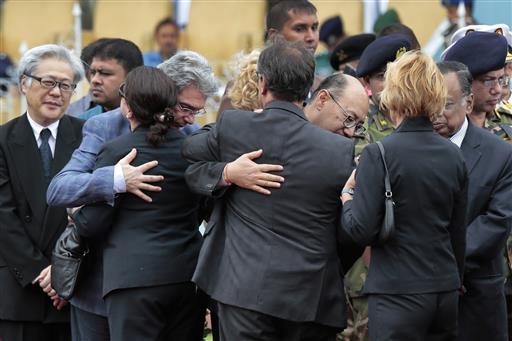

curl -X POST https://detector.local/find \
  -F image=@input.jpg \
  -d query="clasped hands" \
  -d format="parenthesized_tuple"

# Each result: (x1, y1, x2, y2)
(35, 265, 67, 310)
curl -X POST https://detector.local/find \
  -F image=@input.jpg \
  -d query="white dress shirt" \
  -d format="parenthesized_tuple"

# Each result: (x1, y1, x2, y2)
(450, 117, 468, 148)
(26, 112, 59, 157)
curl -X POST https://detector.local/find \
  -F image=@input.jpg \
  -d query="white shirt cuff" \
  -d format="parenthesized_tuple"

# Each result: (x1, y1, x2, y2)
(113, 164, 126, 194)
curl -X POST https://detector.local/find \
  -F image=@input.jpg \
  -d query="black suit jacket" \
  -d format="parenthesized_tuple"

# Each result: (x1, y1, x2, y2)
(341, 117, 468, 294)
(457, 121, 512, 341)
(73, 127, 203, 297)
(182, 100, 357, 329)
(0, 113, 83, 321)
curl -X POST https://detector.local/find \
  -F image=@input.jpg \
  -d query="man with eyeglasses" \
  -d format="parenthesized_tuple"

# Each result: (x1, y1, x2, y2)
(435, 59, 512, 341)
(46, 50, 217, 341)
(444, 31, 512, 142)
(0, 44, 85, 341)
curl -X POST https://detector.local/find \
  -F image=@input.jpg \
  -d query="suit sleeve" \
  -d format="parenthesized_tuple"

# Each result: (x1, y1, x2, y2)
(340, 144, 385, 246)
(448, 166, 468, 282)
(0, 144, 49, 287)
(465, 151, 512, 272)
(182, 123, 229, 198)
(47, 115, 116, 207)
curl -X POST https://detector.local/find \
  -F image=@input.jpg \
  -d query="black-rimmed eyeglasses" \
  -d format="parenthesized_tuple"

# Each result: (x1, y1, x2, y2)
(24, 73, 77, 93)
(326, 90, 366, 135)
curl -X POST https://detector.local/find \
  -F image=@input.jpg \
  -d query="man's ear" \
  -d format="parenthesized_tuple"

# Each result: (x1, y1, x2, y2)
(465, 93, 474, 115)
(20, 76, 28, 95)
(267, 28, 278, 39)
(259, 76, 268, 97)
(315, 89, 329, 111)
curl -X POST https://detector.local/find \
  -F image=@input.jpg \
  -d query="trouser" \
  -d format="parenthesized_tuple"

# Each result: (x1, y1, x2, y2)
(0, 319, 70, 341)
(70, 305, 109, 341)
(217, 301, 339, 341)
(368, 291, 458, 341)
(105, 282, 206, 341)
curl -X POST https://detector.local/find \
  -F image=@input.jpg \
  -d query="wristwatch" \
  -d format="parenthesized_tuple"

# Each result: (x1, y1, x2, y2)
(341, 187, 355, 196)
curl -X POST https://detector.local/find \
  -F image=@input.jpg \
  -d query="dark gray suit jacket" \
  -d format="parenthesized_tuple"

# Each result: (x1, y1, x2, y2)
(182, 100, 357, 329)
(457, 121, 512, 341)
(0, 114, 83, 322)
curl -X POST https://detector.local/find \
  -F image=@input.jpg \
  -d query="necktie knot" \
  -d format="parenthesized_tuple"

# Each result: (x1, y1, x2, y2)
(40, 128, 51, 143)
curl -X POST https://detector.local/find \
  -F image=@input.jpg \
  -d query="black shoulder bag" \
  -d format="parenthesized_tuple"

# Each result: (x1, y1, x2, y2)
(376, 141, 395, 242)
(51, 223, 89, 300)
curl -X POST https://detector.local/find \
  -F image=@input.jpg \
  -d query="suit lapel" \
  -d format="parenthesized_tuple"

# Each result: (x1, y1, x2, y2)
(51, 115, 80, 177)
(8, 114, 47, 221)
(460, 123, 482, 175)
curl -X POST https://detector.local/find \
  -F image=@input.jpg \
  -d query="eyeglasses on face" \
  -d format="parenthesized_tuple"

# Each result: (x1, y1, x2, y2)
(176, 102, 206, 117)
(24, 73, 76, 93)
(326, 90, 366, 135)
(479, 76, 509, 88)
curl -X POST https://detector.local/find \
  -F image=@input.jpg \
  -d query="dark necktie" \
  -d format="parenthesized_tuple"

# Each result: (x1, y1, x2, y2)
(39, 128, 53, 182)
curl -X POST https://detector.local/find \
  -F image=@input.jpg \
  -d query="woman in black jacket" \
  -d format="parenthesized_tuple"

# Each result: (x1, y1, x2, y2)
(340, 50, 468, 340)
(73, 66, 205, 341)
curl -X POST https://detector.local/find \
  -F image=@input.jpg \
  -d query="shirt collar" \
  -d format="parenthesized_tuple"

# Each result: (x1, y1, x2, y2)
(449, 116, 468, 148)
(26, 111, 60, 141)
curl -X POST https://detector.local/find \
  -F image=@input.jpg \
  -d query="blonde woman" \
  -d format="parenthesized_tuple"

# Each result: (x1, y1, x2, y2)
(340, 50, 468, 340)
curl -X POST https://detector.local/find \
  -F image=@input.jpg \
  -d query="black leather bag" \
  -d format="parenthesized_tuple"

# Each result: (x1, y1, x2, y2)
(51, 223, 88, 300)
(376, 141, 395, 242)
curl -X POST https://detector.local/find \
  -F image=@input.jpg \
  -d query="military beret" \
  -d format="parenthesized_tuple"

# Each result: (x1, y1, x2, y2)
(356, 34, 411, 77)
(319, 16, 344, 46)
(329, 34, 376, 70)
(443, 31, 508, 77)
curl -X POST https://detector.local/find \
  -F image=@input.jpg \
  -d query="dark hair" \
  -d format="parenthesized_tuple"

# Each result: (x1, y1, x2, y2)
(154, 17, 179, 36)
(258, 38, 315, 102)
(312, 73, 348, 99)
(123, 66, 177, 146)
(437, 60, 473, 97)
(378, 23, 421, 50)
(93, 38, 143, 74)
(266, 0, 316, 33)
(80, 38, 113, 79)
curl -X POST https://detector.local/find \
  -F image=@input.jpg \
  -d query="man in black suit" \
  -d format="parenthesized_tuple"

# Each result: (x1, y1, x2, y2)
(182, 39, 358, 340)
(436, 60, 512, 340)
(0, 44, 84, 341)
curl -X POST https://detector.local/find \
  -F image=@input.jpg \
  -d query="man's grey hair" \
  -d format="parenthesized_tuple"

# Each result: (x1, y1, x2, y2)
(18, 44, 85, 86)
(312, 72, 348, 99)
(158, 50, 218, 98)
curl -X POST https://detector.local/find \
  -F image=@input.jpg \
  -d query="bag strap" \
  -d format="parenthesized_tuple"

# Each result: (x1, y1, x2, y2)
(376, 141, 392, 200)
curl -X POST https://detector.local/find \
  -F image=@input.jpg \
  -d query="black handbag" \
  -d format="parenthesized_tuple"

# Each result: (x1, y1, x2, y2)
(51, 223, 88, 300)
(376, 141, 395, 242)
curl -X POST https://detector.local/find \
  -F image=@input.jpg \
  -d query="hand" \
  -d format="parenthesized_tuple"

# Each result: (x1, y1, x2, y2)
(52, 297, 68, 310)
(117, 148, 164, 203)
(345, 169, 356, 189)
(34, 265, 50, 284)
(225, 149, 284, 195)
(37, 265, 57, 298)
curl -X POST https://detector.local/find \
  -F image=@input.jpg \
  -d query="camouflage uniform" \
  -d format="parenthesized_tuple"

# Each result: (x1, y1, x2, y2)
(342, 105, 394, 341)
(366, 106, 395, 143)
(485, 102, 512, 142)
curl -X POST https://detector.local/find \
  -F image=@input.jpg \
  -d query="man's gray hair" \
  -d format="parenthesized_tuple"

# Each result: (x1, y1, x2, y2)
(158, 50, 218, 98)
(18, 44, 85, 85)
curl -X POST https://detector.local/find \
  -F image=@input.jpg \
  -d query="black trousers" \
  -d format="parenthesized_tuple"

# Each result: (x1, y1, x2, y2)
(0, 319, 70, 341)
(217, 302, 339, 341)
(105, 282, 206, 341)
(70, 305, 109, 341)
(368, 291, 458, 341)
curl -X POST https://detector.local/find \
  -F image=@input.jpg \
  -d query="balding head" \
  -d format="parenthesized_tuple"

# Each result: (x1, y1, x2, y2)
(305, 73, 368, 137)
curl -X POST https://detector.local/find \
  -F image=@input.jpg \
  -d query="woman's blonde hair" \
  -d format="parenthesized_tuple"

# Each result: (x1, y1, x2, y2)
(228, 49, 261, 111)
(380, 50, 446, 121)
